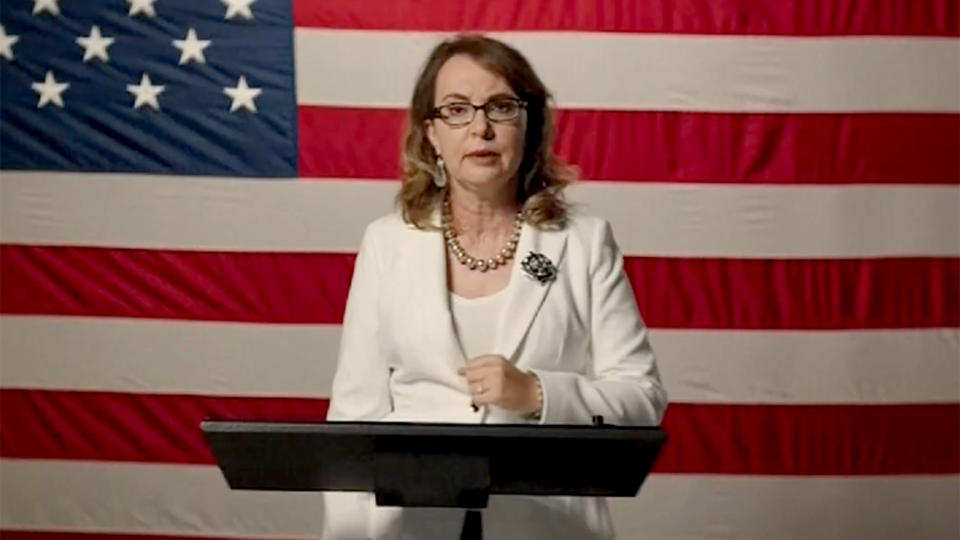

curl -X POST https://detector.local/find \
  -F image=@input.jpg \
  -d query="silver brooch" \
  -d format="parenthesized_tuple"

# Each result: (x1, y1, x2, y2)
(521, 252, 557, 284)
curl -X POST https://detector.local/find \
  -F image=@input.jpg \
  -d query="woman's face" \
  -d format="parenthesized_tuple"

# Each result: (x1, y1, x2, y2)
(427, 54, 527, 196)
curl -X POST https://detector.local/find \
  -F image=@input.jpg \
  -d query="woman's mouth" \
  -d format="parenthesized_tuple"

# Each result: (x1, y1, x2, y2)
(465, 151, 500, 161)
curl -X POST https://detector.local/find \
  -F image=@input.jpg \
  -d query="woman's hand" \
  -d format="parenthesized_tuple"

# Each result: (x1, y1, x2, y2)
(458, 354, 541, 414)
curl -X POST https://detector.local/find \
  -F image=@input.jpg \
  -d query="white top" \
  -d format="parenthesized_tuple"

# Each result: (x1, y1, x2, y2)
(449, 287, 508, 359)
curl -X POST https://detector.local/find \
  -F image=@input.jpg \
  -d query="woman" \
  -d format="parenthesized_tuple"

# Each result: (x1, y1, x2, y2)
(322, 35, 667, 540)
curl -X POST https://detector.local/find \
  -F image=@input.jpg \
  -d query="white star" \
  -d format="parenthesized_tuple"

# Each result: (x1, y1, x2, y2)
(76, 26, 115, 63)
(32, 0, 60, 16)
(31, 71, 69, 108)
(221, 0, 255, 20)
(223, 75, 262, 113)
(127, 0, 157, 18)
(126, 73, 165, 111)
(0, 25, 19, 61)
(172, 28, 211, 65)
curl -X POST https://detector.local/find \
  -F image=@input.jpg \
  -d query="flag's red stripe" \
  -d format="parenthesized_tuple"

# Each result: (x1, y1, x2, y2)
(656, 402, 960, 475)
(0, 389, 328, 466)
(298, 108, 960, 184)
(0, 245, 356, 324)
(293, 0, 959, 36)
(2, 245, 957, 329)
(1, 389, 956, 475)
(627, 256, 959, 330)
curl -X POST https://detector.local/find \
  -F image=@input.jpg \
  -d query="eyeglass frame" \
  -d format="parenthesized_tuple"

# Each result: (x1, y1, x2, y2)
(428, 97, 528, 127)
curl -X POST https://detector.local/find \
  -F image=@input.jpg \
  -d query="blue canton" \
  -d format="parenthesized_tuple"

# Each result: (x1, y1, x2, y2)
(0, 0, 298, 177)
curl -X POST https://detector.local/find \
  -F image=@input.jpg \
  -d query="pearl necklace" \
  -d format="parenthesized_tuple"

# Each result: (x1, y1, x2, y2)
(441, 200, 523, 272)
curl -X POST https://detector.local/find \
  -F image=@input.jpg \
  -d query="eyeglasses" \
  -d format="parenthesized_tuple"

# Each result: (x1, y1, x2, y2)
(430, 97, 527, 127)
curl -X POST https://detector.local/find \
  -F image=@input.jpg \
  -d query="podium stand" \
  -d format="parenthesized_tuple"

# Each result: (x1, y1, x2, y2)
(202, 419, 666, 539)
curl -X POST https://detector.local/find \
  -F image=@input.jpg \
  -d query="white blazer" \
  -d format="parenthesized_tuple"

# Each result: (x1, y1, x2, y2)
(322, 211, 667, 540)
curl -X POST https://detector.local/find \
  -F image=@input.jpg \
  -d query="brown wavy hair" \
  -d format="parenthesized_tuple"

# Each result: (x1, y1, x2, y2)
(397, 35, 575, 230)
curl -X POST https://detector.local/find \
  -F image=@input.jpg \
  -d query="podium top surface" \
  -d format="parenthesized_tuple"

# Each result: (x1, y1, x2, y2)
(202, 419, 664, 440)
(202, 420, 666, 501)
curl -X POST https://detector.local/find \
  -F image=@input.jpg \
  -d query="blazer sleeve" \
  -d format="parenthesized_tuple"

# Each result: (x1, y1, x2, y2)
(531, 219, 667, 426)
(326, 223, 393, 421)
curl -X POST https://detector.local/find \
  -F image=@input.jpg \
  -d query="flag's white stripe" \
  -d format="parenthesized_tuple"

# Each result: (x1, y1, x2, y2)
(3, 316, 957, 404)
(294, 30, 960, 112)
(3, 173, 957, 258)
(1, 460, 956, 540)
(608, 474, 959, 540)
(652, 328, 960, 404)
(0, 317, 337, 400)
(569, 182, 960, 258)
(0, 460, 324, 540)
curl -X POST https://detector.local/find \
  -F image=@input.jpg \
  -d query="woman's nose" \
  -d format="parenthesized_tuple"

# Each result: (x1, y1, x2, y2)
(469, 109, 495, 139)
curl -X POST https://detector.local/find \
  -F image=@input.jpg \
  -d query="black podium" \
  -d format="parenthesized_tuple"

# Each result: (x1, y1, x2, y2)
(202, 420, 666, 539)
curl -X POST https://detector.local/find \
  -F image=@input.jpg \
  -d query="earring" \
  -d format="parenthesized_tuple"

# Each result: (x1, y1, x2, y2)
(434, 157, 448, 188)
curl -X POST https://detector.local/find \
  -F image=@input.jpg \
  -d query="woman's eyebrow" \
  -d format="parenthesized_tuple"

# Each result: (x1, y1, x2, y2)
(439, 92, 518, 103)
(439, 93, 470, 102)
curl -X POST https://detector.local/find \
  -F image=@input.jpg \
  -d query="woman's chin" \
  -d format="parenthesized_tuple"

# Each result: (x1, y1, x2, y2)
(454, 171, 512, 192)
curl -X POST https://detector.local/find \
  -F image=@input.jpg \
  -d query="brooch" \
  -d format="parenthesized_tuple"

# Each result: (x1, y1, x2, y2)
(521, 252, 557, 284)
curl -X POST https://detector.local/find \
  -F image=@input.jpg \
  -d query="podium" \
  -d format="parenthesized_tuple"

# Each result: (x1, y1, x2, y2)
(202, 419, 666, 539)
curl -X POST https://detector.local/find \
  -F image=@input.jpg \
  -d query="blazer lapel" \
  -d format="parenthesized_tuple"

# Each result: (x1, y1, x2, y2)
(494, 222, 568, 363)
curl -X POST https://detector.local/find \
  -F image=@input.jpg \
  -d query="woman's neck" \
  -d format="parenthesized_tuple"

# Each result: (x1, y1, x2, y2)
(448, 184, 519, 241)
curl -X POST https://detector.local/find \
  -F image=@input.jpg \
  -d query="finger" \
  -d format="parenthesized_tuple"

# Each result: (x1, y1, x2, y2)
(461, 365, 498, 382)
(458, 361, 491, 375)
(458, 362, 492, 373)
(465, 355, 505, 368)
(472, 391, 495, 406)
(477, 378, 502, 396)
(461, 369, 486, 383)
(482, 383, 505, 404)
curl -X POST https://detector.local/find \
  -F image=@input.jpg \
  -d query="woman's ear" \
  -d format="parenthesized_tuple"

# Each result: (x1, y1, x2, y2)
(426, 121, 441, 157)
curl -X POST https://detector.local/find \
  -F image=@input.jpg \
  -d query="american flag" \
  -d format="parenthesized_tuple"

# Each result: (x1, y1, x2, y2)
(1, 1, 958, 539)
